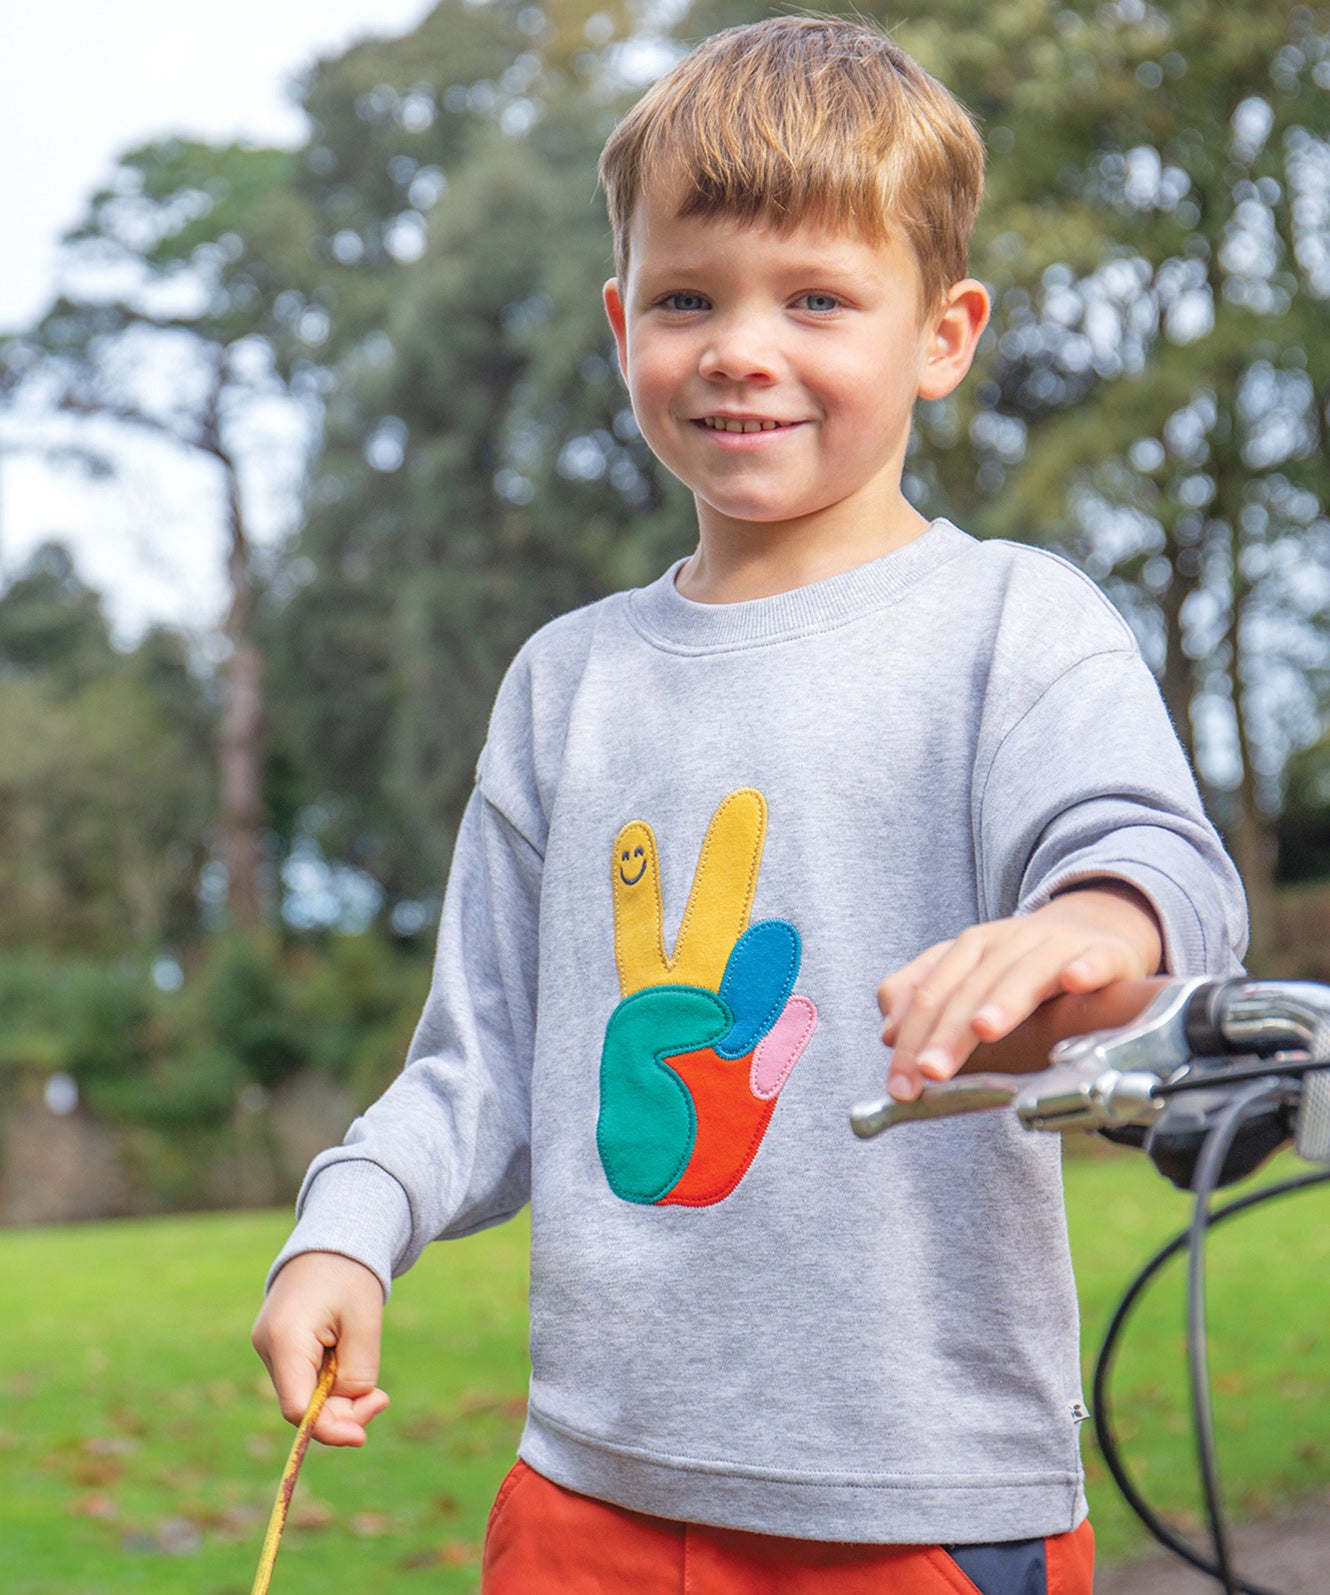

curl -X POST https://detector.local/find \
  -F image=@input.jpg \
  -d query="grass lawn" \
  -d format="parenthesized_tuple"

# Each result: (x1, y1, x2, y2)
(3, 1150, 1329, 1592)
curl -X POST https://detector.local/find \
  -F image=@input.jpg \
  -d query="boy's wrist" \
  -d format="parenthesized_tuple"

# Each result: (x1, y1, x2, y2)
(1049, 878, 1164, 975)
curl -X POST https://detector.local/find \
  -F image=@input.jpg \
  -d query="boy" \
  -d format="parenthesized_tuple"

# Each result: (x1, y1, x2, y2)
(254, 17, 1246, 1593)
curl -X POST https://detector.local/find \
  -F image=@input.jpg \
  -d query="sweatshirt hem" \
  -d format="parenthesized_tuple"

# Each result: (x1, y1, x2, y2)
(519, 1408, 1086, 1544)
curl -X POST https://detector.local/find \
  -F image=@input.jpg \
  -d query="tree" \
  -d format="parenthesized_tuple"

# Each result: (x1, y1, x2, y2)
(263, 0, 693, 904)
(0, 541, 116, 690)
(0, 139, 327, 926)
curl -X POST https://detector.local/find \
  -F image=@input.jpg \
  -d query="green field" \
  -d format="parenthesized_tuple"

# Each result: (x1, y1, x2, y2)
(4, 1151, 1329, 1593)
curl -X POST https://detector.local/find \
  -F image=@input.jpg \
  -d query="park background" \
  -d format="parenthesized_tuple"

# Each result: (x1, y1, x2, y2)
(3, 0, 1330, 1589)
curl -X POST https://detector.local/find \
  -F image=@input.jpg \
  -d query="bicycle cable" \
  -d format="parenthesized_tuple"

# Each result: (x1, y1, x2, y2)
(1092, 1160, 1330, 1595)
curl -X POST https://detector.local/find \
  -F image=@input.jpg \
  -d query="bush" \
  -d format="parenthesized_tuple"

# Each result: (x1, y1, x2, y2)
(0, 932, 431, 1143)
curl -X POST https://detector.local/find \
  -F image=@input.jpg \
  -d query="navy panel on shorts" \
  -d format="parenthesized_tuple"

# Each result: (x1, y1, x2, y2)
(945, 1537, 1046, 1595)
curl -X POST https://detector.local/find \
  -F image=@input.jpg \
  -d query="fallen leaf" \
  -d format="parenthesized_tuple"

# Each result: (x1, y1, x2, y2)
(69, 1493, 118, 1520)
(156, 1517, 203, 1555)
(397, 1540, 478, 1570)
(85, 1434, 138, 1456)
(290, 1497, 335, 1532)
(70, 1459, 124, 1488)
(349, 1511, 395, 1537)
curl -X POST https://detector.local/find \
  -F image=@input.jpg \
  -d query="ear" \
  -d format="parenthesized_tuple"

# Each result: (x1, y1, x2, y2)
(603, 278, 629, 380)
(917, 279, 990, 402)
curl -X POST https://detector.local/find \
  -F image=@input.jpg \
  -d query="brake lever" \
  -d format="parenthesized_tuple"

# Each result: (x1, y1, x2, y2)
(851, 976, 1212, 1140)
(850, 1075, 1019, 1137)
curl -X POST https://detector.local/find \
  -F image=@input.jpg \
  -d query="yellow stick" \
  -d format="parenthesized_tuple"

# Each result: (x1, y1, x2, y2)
(251, 1346, 338, 1595)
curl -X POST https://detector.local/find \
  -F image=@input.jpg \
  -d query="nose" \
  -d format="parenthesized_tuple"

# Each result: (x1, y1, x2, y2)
(698, 312, 778, 385)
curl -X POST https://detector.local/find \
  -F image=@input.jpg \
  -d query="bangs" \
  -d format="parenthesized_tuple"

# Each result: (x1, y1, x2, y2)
(600, 17, 985, 309)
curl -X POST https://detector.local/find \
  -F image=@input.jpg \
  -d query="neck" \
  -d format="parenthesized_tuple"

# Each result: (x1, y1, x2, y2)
(676, 497, 933, 604)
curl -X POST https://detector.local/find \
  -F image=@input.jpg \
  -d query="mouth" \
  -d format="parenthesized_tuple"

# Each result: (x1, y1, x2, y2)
(696, 415, 800, 434)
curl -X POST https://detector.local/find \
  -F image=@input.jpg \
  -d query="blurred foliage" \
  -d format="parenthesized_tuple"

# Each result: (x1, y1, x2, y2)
(0, 543, 212, 952)
(0, 932, 429, 1156)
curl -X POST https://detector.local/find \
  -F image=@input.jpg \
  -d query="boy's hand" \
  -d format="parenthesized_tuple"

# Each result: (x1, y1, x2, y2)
(252, 1251, 390, 1447)
(879, 883, 1163, 1102)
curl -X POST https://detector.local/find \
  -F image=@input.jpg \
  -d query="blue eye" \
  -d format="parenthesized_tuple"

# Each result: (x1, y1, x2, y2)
(799, 293, 840, 313)
(663, 292, 708, 312)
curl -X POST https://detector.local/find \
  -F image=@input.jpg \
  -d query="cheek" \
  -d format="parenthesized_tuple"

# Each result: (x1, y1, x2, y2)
(629, 362, 671, 416)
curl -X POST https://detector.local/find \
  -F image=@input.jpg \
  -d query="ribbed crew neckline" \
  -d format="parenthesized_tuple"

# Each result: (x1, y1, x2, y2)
(626, 519, 972, 652)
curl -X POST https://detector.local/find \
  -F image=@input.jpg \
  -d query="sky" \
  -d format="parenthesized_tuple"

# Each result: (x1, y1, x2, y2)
(0, 0, 436, 640)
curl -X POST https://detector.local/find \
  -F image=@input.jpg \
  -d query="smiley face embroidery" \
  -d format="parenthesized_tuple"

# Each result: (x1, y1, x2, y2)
(619, 845, 648, 887)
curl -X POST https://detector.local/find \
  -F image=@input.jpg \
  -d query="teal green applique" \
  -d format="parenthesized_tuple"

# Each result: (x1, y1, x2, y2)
(597, 984, 732, 1204)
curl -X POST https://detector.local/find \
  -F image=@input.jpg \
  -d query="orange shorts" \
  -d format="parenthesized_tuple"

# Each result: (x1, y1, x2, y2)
(481, 1459, 1095, 1594)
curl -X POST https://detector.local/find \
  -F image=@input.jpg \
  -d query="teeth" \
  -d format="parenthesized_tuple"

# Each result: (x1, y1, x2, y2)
(703, 416, 785, 433)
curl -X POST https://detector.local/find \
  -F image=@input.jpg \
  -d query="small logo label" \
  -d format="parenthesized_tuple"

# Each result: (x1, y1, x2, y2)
(1069, 1401, 1090, 1424)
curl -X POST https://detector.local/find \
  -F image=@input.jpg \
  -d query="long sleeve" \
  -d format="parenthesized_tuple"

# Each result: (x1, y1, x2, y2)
(267, 787, 541, 1296)
(974, 646, 1248, 975)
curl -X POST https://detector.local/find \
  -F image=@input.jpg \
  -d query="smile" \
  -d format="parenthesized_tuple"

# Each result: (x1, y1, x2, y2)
(698, 416, 797, 433)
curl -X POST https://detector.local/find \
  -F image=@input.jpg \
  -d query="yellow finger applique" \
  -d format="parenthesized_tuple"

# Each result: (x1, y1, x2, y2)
(612, 789, 767, 997)
(612, 820, 668, 996)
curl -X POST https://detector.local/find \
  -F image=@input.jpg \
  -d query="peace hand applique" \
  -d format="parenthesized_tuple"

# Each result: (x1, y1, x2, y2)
(597, 789, 818, 1207)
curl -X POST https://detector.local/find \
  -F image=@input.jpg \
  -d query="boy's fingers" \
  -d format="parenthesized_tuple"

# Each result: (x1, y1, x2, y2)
(888, 931, 1078, 1097)
(885, 938, 996, 1095)
(902, 932, 1125, 1090)
(311, 1388, 391, 1448)
(306, 1287, 386, 1443)
(881, 891, 1164, 1100)
(264, 1338, 330, 1427)
(251, 1251, 387, 1436)
(878, 942, 951, 1032)
(1057, 935, 1140, 992)
(329, 1287, 384, 1397)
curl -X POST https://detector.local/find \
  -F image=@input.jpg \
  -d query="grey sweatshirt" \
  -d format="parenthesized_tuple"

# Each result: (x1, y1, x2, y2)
(273, 521, 1247, 1543)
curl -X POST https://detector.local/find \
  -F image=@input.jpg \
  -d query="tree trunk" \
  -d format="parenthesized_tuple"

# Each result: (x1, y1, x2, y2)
(1158, 515, 1198, 767)
(217, 446, 266, 929)
(1213, 425, 1276, 963)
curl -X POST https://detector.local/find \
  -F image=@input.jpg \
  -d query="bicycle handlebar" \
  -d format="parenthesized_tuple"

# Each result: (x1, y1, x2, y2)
(851, 976, 1330, 1170)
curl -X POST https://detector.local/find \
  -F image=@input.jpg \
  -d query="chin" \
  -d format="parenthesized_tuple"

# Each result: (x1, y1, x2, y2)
(698, 493, 822, 525)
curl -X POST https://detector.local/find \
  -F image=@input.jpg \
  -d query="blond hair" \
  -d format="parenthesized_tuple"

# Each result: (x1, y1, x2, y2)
(599, 15, 985, 309)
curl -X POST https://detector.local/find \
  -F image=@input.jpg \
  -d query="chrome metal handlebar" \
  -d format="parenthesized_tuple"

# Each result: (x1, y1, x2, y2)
(850, 976, 1330, 1164)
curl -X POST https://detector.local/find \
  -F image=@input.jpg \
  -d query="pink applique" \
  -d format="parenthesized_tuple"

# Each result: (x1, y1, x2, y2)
(750, 995, 818, 1101)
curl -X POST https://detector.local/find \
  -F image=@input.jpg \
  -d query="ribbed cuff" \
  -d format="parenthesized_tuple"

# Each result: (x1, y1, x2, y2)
(266, 1158, 413, 1299)
(1027, 861, 1207, 975)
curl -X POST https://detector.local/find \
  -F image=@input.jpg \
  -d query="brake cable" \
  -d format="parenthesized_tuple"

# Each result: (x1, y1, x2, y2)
(1092, 1159, 1330, 1595)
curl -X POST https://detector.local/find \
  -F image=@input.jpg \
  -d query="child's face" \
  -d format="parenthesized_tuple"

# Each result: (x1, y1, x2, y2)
(604, 189, 987, 549)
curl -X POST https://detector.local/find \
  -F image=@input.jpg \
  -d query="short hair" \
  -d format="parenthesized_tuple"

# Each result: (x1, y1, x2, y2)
(598, 15, 985, 310)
